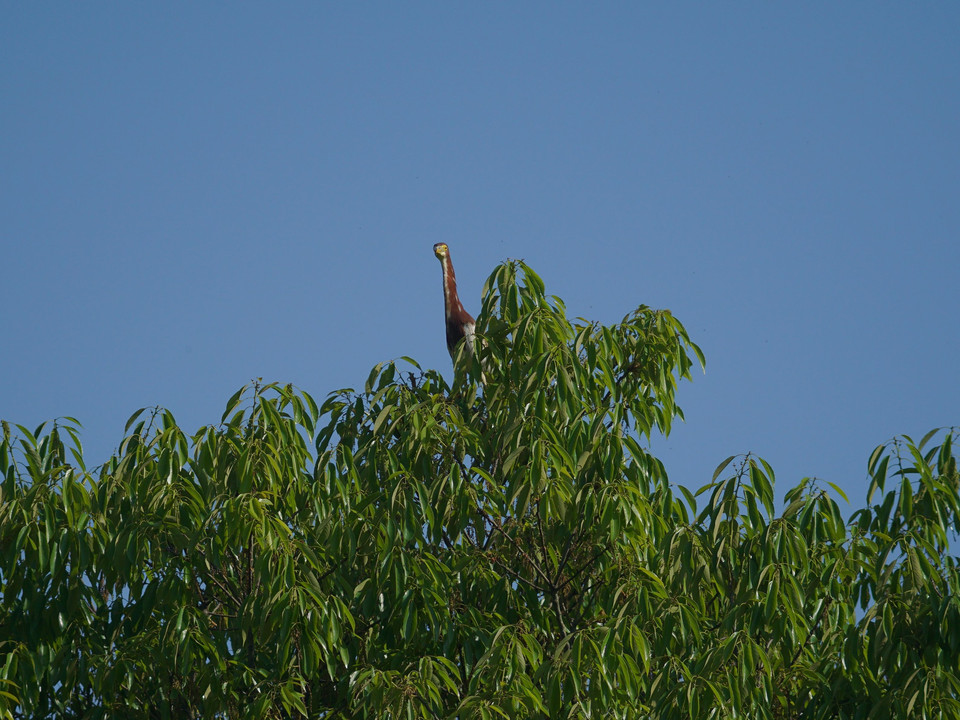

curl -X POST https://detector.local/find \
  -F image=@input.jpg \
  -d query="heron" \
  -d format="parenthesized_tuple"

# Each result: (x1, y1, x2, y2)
(433, 243, 476, 363)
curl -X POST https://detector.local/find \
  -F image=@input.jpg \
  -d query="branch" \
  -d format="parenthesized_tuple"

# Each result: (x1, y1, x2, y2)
(476, 505, 554, 592)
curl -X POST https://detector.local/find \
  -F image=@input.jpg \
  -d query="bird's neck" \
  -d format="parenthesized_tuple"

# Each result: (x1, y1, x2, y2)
(441, 256, 464, 316)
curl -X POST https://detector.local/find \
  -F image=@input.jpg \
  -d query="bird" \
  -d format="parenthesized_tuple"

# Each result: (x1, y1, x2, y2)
(433, 243, 476, 363)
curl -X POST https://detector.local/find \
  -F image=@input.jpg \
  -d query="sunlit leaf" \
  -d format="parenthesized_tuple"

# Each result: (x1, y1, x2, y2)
(712, 455, 737, 483)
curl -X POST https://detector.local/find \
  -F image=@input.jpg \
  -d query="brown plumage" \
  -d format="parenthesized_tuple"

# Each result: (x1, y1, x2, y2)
(433, 243, 476, 362)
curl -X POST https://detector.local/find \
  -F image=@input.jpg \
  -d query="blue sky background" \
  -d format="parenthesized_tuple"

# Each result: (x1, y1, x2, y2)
(2, 4, 958, 507)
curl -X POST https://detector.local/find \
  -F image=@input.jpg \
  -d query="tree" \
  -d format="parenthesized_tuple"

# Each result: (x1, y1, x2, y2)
(1, 259, 958, 719)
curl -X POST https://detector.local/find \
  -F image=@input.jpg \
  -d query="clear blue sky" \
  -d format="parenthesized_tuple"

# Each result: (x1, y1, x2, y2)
(2, 4, 958, 506)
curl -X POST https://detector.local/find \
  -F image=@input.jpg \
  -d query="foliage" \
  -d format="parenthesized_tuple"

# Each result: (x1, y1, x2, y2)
(1, 260, 958, 719)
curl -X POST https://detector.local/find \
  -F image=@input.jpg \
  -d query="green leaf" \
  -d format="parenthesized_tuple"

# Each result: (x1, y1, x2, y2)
(826, 481, 849, 503)
(220, 388, 246, 423)
(14, 424, 38, 448)
(678, 484, 697, 515)
(373, 405, 395, 436)
(868, 455, 890, 503)
(749, 459, 773, 515)
(899, 475, 914, 520)
(712, 455, 737, 483)
(919, 427, 941, 450)
(867, 443, 886, 475)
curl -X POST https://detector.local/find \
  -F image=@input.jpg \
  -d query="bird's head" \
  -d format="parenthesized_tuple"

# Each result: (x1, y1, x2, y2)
(433, 243, 449, 261)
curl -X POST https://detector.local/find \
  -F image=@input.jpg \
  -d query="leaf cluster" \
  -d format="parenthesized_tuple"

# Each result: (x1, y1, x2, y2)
(1, 260, 958, 719)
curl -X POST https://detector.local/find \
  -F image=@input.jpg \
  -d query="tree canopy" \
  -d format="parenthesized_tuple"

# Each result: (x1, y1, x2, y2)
(1, 260, 958, 719)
